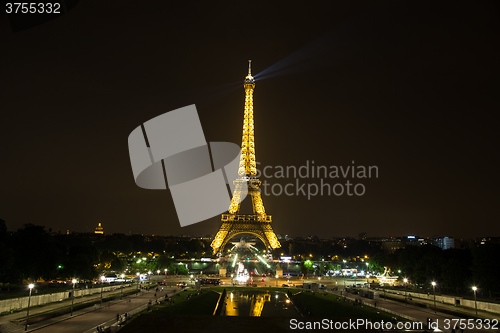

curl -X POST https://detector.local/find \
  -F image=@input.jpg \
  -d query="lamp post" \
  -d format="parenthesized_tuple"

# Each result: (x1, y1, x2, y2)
(472, 286, 478, 319)
(164, 268, 167, 278)
(120, 274, 124, 300)
(148, 271, 152, 287)
(71, 279, 77, 316)
(431, 281, 437, 313)
(403, 278, 408, 304)
(136, 272, 140, 290)
(275, 274, 278, 287)
(343, 260, 347, 290)
(25, 283, 34, 331)
(365, 262, 369, 288)
(100, 276, 105, 304)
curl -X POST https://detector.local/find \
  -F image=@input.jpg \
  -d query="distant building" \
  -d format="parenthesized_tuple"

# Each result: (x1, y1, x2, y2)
(95, 222, 104, 235)
(432, 236, 454, 250)
(442, 237, 455, 250)
(478, 237, 500, 245)
(404, 235, 419, 246)
(381, 238, 403, 253)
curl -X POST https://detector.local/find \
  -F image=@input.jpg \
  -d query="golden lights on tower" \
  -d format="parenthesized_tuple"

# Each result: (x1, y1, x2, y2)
(211, 61, 281, 254)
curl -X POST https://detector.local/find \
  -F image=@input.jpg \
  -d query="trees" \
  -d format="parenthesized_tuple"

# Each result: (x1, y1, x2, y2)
(176, 263, 189, 275)
(0, 219, 15, 287)
(440, 249, 470, 295)
(471, 244, 500, 298)
(12, 224, 63, 281)
(301, 260, 314, 277)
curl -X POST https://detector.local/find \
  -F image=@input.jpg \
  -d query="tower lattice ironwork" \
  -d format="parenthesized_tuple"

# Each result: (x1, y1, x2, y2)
(211, 61, 281, 255)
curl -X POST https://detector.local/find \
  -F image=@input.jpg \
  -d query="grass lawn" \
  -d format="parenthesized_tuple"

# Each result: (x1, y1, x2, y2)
(154, 290, 219, 315)
(154, 289, 221, 315)
(292, 291, 404, 321)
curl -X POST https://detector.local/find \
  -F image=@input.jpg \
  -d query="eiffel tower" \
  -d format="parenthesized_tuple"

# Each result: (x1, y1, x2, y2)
(211, 61, 281, 255)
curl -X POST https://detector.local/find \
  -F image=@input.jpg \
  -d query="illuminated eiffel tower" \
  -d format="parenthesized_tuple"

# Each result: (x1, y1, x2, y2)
(211, 61, 281, 255)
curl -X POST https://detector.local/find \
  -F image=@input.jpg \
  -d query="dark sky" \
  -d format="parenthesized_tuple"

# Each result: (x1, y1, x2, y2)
(1, 0, 499, 239)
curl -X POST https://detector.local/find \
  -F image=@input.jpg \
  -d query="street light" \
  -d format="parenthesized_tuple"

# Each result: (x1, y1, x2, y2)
(275, 274, 278, 287)
(71, 279, 77, 316)
(25, 283, 34, 331)
(472, 286, 478, 319)
(100, 276, 105, 304)
(343, 260, 347, 290)
(431, 281, 437, 313)
(120, 274, 125, 300)
(164, 268, 168, 278)
(403, 278, 408, 304)
(136, 272, 140, 290)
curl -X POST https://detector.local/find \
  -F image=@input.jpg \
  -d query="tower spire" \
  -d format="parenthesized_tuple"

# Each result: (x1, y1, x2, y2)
(239, 60, 256, 176)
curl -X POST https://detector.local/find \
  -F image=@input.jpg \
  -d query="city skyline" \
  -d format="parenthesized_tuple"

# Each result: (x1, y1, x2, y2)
(2, 219, 494, 244)
(1, 1, 499, 239)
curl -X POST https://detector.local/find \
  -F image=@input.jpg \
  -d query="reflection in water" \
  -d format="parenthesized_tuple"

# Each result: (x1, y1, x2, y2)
(249, 293, 269, 316)
(224, 290, 299, 317)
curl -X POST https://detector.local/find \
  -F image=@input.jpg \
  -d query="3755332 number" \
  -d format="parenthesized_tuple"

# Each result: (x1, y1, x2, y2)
(6, 3, 61, 14)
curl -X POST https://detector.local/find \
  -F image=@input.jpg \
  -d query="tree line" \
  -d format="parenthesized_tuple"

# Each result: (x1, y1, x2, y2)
(1, 220, 499, 299)
(370, 244, 500, 298)
(0, 220, 209, 285)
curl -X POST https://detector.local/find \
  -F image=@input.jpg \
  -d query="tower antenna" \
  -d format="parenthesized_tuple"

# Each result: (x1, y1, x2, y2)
(248, 60, 252, 75)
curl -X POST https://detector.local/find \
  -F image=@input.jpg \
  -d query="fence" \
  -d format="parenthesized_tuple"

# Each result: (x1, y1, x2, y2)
(381, 288, 500, 314)
(0, 284, 132, 313)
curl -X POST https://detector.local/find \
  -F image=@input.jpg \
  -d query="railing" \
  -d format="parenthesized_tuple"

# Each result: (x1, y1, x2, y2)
(212, 289, 226, 316)
(221, 214, 272, 222)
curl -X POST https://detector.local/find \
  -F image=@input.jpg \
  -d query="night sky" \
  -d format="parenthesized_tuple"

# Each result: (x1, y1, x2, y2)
(1, 1, 499, 239)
